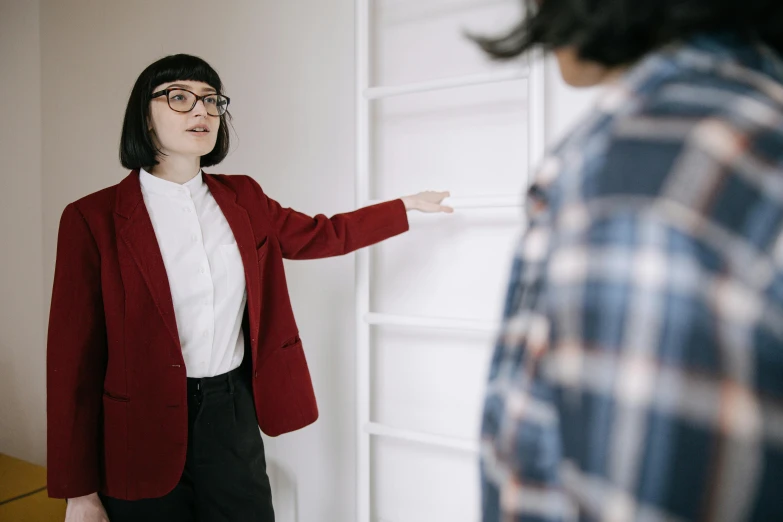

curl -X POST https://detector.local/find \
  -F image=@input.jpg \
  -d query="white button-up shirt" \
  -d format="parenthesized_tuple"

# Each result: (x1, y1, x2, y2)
(139, 168, 247, 378)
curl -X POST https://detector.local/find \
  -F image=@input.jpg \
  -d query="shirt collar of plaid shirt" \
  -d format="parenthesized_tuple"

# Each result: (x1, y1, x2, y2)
(525, 31, 783, 223)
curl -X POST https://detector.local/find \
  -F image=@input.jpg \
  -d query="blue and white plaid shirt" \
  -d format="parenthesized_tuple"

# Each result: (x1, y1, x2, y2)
(481, 33, 783, 522)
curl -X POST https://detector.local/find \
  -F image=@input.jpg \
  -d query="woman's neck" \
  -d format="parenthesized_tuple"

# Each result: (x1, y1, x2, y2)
(149, 156, 201, 185)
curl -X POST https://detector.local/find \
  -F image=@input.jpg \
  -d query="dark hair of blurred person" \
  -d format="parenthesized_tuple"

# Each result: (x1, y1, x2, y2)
(472, 0, 783, 86)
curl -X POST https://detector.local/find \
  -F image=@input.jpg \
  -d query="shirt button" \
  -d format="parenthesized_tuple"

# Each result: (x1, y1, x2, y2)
(199, 267, 206, 274)
(185, 207, 192, 213)
(203, 331, 209, 338)
(191, 234, 198, 242)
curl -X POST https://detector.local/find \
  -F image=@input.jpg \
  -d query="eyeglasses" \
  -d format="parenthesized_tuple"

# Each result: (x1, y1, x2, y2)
(151, 88, 230, 116)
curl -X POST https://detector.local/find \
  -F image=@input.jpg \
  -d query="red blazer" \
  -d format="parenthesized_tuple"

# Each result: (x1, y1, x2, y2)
(47, 170, 409, 500)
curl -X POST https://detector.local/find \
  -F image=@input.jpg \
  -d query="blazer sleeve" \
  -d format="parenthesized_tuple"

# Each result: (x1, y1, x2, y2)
(46, 203, 108, 499)
(246, 175, 410, 260)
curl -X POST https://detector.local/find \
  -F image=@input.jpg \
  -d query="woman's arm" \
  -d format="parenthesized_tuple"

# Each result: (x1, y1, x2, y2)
(47, 203, 108, 499)
(245, 176, 451, 260)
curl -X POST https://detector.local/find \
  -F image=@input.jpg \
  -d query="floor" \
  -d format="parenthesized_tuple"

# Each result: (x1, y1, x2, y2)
(0, 453, 65, 521)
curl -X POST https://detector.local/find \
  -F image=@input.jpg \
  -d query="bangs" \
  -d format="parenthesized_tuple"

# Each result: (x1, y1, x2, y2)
(145, 54, 224, 93)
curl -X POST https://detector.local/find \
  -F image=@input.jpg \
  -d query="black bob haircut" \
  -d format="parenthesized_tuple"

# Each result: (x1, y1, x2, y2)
(471, 0, 783, 66)
(120, 54, 232, 170)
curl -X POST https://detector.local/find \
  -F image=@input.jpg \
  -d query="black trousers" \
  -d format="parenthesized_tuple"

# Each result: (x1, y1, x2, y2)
(99, 361, 275, 521)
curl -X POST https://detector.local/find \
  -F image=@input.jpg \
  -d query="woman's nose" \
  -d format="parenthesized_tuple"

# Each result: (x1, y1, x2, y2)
(192, 98, 208, 115)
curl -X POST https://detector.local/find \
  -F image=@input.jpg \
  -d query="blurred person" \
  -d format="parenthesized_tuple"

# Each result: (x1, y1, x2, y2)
(46, 54, 453, 522)
(472, 0, 783, 520)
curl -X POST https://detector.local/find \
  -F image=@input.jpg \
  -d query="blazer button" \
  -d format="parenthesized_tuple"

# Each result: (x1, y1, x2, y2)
(254, 371, 258, 378)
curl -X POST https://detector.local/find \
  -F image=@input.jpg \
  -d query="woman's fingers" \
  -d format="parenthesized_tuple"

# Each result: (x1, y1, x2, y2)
(420, 200, 454, 213)
(425, 190, 450, 203)
(401, 190, 453, 212)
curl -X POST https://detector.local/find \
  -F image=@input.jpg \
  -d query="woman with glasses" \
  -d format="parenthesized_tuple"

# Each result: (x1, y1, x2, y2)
(46, 54, 453, 522)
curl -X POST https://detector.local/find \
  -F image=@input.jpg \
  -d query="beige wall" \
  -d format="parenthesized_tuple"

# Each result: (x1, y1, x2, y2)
(0, 0, 45, 465)
(12, 0, 357, 520)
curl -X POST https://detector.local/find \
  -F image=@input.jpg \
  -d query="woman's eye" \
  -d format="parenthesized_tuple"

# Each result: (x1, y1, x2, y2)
(171, 95, 185, 101)
(204, 96, 217, 105)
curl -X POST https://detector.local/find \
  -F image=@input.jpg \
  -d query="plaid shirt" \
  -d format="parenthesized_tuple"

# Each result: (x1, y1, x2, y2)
(481, 33, 783, 522)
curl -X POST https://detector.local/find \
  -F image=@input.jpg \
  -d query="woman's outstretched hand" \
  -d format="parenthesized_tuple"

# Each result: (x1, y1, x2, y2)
(401, 191, 454, 213)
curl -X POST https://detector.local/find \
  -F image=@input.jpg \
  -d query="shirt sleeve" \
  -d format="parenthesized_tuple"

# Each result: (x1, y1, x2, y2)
(47, 203, 108, 499)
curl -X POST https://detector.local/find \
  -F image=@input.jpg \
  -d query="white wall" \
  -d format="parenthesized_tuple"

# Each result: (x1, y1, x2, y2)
(0, 0, 600, 520)
(0, 0, 45, 465)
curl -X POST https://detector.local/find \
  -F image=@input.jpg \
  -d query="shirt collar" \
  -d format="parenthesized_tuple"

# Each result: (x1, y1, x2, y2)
(139, 167, 207, 199)
(600, 31, 783, 118)
(525, 32, 783, 220)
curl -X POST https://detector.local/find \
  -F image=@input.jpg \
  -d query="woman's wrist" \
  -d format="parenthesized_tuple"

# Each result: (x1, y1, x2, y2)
(67, 492, 100, 504)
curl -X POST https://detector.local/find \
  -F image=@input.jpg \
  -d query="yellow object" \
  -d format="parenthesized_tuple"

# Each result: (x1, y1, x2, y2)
(0, 453, 65, 521)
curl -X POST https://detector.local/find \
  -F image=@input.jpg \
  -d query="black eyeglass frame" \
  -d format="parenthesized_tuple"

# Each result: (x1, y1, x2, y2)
(150, 88, 231, 116)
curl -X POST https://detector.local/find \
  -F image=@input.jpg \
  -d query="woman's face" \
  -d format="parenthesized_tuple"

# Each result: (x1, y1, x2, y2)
(148, 80, 221, 163)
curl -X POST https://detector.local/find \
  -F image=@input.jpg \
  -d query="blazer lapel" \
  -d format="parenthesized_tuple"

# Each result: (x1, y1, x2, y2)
(115, 170, 182, 357)
(204, 173, 262, 363)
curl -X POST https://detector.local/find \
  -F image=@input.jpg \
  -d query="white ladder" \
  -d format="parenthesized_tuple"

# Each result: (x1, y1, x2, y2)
(354, 2, 547, 519)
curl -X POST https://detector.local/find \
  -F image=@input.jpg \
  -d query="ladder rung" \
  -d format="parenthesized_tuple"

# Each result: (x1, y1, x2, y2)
(365, 69, 529, 100)
(365, 422, 479, 453)
(366, 313, 498, 333)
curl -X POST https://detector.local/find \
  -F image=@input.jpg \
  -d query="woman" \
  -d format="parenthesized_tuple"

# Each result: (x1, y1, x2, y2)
(47, 54, 453, 522)
(474, 0, 783, 521)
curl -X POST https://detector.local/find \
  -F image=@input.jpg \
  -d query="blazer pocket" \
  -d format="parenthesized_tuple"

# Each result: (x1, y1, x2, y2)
(281, 334, 301, 350)
(256, 236, 269, 263)
(103, 390, 130, 402)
